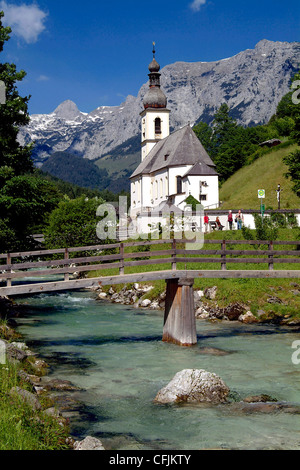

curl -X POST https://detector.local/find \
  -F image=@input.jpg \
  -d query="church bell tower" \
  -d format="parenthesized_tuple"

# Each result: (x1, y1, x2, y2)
(140, 43, 170, 161)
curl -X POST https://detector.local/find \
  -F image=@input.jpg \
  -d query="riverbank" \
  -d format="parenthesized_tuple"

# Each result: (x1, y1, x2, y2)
(0, 297, 104, 450)
(95, 280, 300, 326)
(0, 275, 299, 450)
(2, 290, 300, 450)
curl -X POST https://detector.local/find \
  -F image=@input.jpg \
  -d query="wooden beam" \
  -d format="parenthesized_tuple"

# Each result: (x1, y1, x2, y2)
(1, 269, 299, 297)
(163, 278, 197, 347)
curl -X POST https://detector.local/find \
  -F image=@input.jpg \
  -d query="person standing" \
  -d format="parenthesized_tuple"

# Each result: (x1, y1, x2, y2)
(228, 210, 233, 230)
(204, 213, 209, 233)
(235, 210, 244, 230)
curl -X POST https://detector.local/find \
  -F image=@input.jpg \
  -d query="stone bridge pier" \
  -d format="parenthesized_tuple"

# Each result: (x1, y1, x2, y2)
(163, 278, 197, 347)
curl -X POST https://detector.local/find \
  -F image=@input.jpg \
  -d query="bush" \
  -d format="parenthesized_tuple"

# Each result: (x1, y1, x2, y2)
(44, 196, 105, 249)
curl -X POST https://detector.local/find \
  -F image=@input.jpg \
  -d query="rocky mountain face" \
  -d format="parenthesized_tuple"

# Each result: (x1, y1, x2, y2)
(18, 39, 300, 167)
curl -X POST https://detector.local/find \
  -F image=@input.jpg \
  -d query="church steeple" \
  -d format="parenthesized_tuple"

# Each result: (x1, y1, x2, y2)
(143, 43, 167, 110)
(140, 44, 170, 161)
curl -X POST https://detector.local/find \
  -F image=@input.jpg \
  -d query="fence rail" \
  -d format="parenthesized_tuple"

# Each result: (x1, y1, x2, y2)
(0, 239, 300, 289)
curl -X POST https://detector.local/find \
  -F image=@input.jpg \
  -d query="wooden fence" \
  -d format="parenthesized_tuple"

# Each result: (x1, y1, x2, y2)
(0, 238, 300, 289)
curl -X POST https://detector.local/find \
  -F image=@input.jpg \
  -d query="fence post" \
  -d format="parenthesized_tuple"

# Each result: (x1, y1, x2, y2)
(172, 238, 177, 271)
(64, 248, 69, 281)
(221, 240, 227, 271)
(268, 240, 274, 271)
(119, 243, 124, 275)
(6, 253, 12, 287)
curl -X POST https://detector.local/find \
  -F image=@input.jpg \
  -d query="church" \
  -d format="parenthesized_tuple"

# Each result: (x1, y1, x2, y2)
(130, 46, 219, 232)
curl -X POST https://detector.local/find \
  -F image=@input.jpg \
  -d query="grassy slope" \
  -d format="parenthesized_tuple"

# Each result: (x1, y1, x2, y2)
(219, 143, 300, 210)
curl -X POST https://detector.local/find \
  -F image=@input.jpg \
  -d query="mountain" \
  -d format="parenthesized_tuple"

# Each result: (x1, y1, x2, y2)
(18, 39, 299, 172)
(41, 152, 109, 190)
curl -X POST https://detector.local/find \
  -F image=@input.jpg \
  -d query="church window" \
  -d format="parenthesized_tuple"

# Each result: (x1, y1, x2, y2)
(176, 176, 182, 194)
(165, 177, 168, 196)
(155, 118, 161, 134)
(160, 179, 163, 198)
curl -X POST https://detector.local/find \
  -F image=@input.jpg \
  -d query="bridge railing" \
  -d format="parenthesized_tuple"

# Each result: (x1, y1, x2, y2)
(0, 238, 300, 287)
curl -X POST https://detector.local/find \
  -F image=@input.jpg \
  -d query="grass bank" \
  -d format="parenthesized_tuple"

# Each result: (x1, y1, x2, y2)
(0, 318, 70, 450)
(219, 143, 300, 210)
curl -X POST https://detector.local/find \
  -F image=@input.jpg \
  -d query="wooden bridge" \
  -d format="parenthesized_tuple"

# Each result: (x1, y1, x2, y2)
(0, 238, 299, 346)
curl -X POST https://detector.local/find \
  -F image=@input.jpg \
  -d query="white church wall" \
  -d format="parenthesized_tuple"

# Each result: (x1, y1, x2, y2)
(168, 166, 192, 196)
(141, 109, 170, 161)
(184, 175, 219, 209)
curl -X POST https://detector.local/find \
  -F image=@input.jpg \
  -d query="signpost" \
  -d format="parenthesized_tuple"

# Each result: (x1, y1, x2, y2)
(258, 189, 265, 224)
(276, 184, 282, 210)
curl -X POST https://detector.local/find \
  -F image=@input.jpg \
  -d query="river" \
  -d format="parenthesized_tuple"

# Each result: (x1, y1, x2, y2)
(15, 288, 300, 450)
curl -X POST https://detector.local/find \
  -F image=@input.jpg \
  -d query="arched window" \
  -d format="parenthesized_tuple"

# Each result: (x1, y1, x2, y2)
(176, 176, 182, 194)
(155, 118, 161, 134)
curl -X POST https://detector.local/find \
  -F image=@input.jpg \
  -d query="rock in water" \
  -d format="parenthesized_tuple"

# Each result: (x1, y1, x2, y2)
(74, 436, 105, 450)
(154, 369, 229, 404)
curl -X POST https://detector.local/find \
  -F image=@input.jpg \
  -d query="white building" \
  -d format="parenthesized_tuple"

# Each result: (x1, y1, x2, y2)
(130, 47, 219, 234)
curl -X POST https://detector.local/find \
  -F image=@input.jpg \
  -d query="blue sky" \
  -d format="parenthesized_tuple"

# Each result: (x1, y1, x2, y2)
(0, 0, 299, 115)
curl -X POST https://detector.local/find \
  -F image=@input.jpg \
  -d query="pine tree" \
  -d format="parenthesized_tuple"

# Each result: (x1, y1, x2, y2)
(0, 11, 33, 176)
(283, 71, 300, 198)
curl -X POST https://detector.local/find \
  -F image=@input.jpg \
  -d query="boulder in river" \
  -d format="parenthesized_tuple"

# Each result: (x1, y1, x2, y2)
(154, 369, 230, 404)
(74, 436, 105, 450)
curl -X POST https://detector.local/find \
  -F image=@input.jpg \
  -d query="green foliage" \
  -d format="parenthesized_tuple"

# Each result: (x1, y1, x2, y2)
(194, 70, 300, 185)
(194, 104, 279, 183)
(283, 149, 300, 198)
(0, 362, 69, 450)
(193, 121, 213, 153)
(0, 12, 61, 252)
(0, 13, 33, 175)
(253, 214, 279, 241)
(44, 196, 105, 248)
(0, 174, 62, 251)
(282, 72, 300, 198)
(273, 116, 295, 136)
(41, 152, 110, 190)
(0, 13, 74, 253)
(184, 194, 201, 211)
(37, 167, 128, 203)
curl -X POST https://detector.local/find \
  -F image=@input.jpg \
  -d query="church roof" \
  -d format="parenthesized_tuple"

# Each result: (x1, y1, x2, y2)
(151, 198, 183, 215)
(131, 124, 216, 179)
(183, 161, 218, 177)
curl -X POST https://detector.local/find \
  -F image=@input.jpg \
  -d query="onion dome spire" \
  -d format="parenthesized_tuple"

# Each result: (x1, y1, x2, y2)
(143, 43, 167, 109)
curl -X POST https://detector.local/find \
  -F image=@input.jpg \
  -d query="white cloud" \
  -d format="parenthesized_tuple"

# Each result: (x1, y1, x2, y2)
(37, 74, 49, 81)
(189, 0, 207, 12)
(0, 1, 48, 43)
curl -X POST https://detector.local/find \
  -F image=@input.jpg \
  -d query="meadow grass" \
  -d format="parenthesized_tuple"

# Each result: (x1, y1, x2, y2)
(219, 143, 300, 210)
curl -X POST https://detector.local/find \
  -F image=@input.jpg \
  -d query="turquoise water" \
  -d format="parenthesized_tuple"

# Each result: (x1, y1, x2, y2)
(16, 289, 300, 450)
